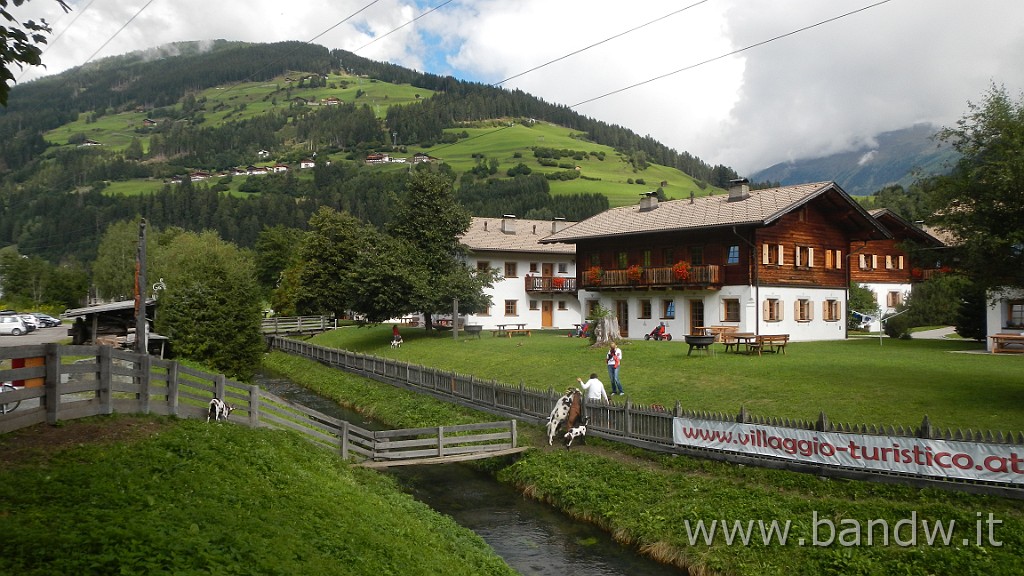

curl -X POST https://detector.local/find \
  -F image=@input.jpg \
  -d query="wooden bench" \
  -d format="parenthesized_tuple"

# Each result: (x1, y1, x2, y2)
(748, 334, 789, 356)
(505, 329, 531, 338)
(706, 325, 739, 343)
(990, 333, 1024, 354)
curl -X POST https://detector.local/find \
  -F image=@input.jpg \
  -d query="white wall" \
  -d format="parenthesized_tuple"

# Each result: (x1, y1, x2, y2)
(985, 287, 1024, 351)
(463, 252, 580, 330)
(856, 282, 911, 332)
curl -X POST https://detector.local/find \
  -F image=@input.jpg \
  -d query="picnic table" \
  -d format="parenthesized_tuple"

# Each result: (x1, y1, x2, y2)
(723, 332, 756, 353)
(990, 333, 1024, 354)
(493, 323, 529, 337)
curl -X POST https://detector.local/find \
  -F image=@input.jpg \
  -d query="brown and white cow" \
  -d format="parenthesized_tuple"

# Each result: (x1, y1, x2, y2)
(546, 387, 583, 446)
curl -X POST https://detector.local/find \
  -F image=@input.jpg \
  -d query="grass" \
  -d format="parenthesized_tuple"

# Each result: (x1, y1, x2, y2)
(310, 325, 1024, 433)
(261, 345, 1024, 576)
(0, 415, 516, 576)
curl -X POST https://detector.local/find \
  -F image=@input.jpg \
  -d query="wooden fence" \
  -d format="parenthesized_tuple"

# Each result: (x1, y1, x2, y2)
(268, 336, 1024, 498)
(260, 315, 336, 335)
(0, 343, 518, 466)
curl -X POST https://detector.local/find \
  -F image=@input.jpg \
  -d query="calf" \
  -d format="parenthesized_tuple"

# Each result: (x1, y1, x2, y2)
(391, 336, 403, 348)
(207, 397, 234, 423)
(564, 417, 589, 448)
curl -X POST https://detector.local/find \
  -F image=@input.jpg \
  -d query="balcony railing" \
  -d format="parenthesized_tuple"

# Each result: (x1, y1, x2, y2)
(524, 275, 578, 293)
(581, 265, 721, 290)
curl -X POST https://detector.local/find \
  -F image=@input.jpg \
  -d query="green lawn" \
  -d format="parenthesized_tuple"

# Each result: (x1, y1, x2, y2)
(310, 326, 1023, 433)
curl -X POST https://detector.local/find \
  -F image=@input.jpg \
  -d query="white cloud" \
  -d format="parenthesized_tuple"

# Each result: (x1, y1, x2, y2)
(11, 0, 1024, 175)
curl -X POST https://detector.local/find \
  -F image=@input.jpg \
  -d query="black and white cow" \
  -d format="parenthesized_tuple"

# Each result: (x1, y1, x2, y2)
(207, 397, 234, 423)
(563, 417, 589, 448)
(546, 387, 582, 445)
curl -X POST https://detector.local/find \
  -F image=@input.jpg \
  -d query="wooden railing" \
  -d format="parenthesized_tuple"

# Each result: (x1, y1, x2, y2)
(524, 275, 577, 293)
(0, 343, 518, 466)
(260, 315, 336, 334)
(583, 265, 720, 289)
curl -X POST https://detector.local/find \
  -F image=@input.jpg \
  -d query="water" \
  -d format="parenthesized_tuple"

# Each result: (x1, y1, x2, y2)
(257, 373, 684, 576)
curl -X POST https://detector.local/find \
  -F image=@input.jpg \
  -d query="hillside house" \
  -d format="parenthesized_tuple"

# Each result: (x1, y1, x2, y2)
(459, 216, 579, 330)
(541, 180, 889, 341)
(300, 159, 316, 169)
(365, 153, 389, 164)
(850, 208, 946, 330)
(271, 164, 289, 173)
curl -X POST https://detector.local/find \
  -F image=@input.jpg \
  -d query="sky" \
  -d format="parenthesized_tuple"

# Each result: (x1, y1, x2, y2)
(12, 0, 1024, 174)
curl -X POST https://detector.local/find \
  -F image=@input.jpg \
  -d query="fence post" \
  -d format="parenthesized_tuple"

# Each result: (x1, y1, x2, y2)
(98, 345, 113, 415)
(138, 352, 152, 415)
(919, 414, 932, 439)
(437, 425, 445, 457)
(248, 385, 260, 428)
(737, 406, 748, 424)
(341, 421, 349, 460)
(167, 361, 180, 416)
(44, 343, 61, 425)
(816, 411, 829, 432)
(214, 374, 226, 401)
(510, 419, 517, 448)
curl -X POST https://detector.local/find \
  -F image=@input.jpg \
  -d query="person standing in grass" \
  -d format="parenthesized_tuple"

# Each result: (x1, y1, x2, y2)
(606, 341, 624, 395)
(578, 373, 609, 403)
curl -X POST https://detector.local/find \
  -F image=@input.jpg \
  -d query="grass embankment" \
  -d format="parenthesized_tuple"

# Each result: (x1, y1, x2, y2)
(0, 416, 515, 576)
(260, 326, 1024, 575)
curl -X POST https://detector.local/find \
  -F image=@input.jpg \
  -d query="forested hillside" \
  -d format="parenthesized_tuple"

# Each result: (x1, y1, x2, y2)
(0, 40, 741, 269)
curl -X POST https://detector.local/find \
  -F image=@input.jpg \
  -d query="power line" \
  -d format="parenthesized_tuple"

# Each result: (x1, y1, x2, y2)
(353, 0, 455, 53)
(80, 0, 160, 67)
(570, 0, 894, 109)
(496, 1, 710, 86)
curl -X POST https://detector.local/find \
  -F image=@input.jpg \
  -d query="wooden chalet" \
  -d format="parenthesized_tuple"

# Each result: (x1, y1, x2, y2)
(541, 180, 889, 341)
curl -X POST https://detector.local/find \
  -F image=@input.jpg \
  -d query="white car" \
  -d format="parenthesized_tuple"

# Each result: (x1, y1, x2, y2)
(18, 315, 38, 332)
(0, 316, 27, 336)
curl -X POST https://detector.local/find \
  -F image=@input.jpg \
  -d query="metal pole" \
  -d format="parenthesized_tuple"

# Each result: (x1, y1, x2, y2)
(135, 219, 148, 354)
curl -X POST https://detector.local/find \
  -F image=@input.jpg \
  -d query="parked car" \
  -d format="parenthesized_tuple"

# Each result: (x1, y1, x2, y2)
(0, 315, 27, 336)
(31, 313, 62, 328)
(18, 315, 38, 332)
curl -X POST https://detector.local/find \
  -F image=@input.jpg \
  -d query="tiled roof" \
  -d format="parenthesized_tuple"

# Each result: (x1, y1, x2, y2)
(541, 181, 874, 243)
(461, 217, 576, 254)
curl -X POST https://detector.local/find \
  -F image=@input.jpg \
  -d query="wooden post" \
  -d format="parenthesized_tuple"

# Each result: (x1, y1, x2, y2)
(167, 361, 180, 416)
(138, 352, 152, 414)
(214, 374, 226, 402)
(98, 345, 112, 415)
(438, 425, 445, 457)
(341, 421, 349, 460)
(44, 344, 61, 425)
(510, 419, 518, 448)
(248, 385, 260, 428)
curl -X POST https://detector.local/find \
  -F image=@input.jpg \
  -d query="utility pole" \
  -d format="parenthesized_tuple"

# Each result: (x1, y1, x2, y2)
(135, 219, 148, 354)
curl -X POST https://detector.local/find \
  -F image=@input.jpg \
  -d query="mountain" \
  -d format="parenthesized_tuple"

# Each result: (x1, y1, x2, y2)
(749, 124, 959, 196)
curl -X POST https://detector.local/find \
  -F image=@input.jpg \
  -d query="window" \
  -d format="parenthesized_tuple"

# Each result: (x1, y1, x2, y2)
(662, 299, 675, 319)
(825, 249, 843, 270)
(617, 251, 628, 268)
(504, 300, 518, 316)
(727, 245, 739, 265)
(639, 299, 652, 319)
(885, 255, 894, 270)
(859, 254, 878, 270)
(587, 300, 600, 317)
(723, 298, 740, 322)
(762, 243, 784, 266)
(1008, 300, 1024, 327)
(887, 291, 903, 307)
(529, 300, 539, 311)
(590, 254, 601, 267)
(690, 246, 704, 266)
(642, 250, 652, 267)
(529, 262, 539, 273)
(795, 298, 812, 322)
(479, 305, 491, 317)
(557, 262, 568, 274)
(558, 300, 567, 310)
(476, 260, 490, 272)
(504, 262, 518, 278)
(763, 298, 783, 322)
(663, 248, 675, 265)
(824, 299, 841, 322)
(795, 246, 813, 268)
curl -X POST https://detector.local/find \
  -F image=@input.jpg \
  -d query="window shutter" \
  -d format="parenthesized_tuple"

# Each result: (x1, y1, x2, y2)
(808, 247, 815, 267)
(778, 300, 785, 321)
(886, 255, 893, 269)
(762, 243, 769, 265)
(794, 300, 800, 320)
(898, 255, 904, 270)
(762, 299, 769, 319)
(808, 301, 814, 320)
(859, 254, 867, 269)
(825, 249, 833, 268)
(795, 246, 801, 267)
(837, 250, 843, 269)
(822, 300, 828, 320)
(777, 244, 785, 266)
(871, 254, 878, 269)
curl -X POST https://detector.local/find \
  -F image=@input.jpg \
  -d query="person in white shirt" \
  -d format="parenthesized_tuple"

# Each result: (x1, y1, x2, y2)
(577, 373, 609, 403)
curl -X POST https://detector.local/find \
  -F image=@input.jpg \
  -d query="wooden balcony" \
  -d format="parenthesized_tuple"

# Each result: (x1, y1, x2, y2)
(581, 265, 721, 290)
(524, 275, 578, 293)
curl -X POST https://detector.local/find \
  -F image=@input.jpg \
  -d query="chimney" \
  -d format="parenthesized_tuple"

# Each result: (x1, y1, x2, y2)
(501, 214, 516, 234)
(551, 217, 567, 234)
(728, 178, 750, 202)
(639, 191, 658, 212)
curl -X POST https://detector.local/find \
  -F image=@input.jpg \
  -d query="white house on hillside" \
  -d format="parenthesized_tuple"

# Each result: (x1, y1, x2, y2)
(459, 216, 579, 331)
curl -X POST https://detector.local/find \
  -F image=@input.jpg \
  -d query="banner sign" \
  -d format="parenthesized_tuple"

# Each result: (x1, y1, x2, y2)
(672, 418, 1024, 484)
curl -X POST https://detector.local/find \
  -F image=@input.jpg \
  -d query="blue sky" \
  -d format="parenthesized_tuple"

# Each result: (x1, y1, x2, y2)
(14, 0, 1024, 174)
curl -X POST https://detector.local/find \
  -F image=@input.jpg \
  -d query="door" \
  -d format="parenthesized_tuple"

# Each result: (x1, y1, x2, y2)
(616, 300, 629, 337)
(541, 301, 553, 328)
(689, 299, 705, 335)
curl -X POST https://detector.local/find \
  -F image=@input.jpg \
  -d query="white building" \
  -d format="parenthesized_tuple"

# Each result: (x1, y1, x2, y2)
(459, 216, 580, 331)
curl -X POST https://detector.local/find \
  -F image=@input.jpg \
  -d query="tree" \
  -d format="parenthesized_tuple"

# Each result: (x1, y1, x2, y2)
(0, 0, 70, 106)
(294, 207, 371, 317)
(847, 282, 877, 330)
(254, 224, 304, 292)
(931, 84, 1024, 293)
(153, 231, 263, 381)
(92, 218, 155, 301)
(388, 168, 495, 328)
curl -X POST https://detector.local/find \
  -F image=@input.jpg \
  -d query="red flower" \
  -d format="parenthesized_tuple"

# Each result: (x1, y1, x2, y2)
(626, 264, 644, 283)
(585, 266, 603, 286)
(672, 261, 691, 281)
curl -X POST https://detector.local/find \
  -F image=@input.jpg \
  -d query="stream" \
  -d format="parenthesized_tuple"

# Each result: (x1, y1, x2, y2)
(257, 373, 684, 576)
